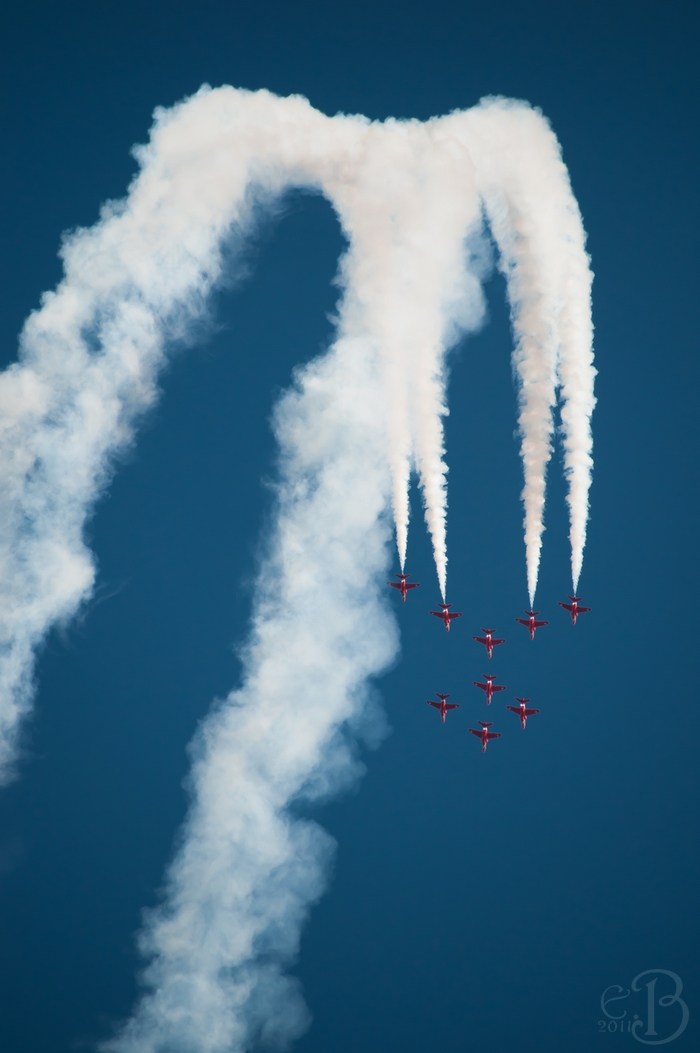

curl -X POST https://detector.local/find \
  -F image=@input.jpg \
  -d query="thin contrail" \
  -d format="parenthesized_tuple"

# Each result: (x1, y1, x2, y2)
(0, 87, 594, 1050)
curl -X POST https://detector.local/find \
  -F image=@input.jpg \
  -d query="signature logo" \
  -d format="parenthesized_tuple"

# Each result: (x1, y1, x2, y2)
(598, 970, 689, 1044)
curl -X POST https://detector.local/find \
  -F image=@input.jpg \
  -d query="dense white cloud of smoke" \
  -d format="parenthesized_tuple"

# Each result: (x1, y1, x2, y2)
(0, 87, 594, 1049)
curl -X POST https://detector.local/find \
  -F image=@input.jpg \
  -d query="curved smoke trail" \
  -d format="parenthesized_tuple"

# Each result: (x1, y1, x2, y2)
(0, 87, 594, 1049)
(456, 99, 596, 601)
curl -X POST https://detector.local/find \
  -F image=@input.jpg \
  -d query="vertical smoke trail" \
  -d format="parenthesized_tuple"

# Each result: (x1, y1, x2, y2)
(558, 245, 596, 591)
(325, 117, 486, 599)
(457, 98, 595, 601)
(0, 87, 594, 1050)
(104, 332, 401, 1053)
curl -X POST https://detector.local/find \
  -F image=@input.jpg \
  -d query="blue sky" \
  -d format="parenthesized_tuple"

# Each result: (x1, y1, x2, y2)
(0, 2, 698, 1051)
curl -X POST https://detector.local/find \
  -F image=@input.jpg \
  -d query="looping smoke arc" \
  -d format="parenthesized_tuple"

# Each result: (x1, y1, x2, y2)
(0, 88, 594, 1050)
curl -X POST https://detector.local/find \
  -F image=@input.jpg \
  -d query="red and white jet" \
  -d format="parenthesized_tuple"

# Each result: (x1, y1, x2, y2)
(387, 573, 420, 602)
(558, 595, 591, 625)
(515, 610, 548, 640)
(468, 720, 501, 753)
(430, 603, 463, 632)
(473, 674, 506, 705)
(472, 628, 505, 658)
(426, 693, 460, 723)
(506, 697, 540, 729)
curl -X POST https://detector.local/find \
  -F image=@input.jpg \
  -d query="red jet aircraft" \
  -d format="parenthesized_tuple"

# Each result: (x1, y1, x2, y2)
(506, 697, 540, 729)
(472, 628, 505, 658)
(426, 693, 460, 723)
(468, 720, 501, 753)
(515, 610, 548, 640)
(430, 603, 463, 632)
(558, 595, 591, 625)
(387, 573, 420, 602)
(473, 674, 506, 705)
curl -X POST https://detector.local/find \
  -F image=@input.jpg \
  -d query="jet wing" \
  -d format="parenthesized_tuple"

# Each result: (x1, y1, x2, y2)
(485, 732, 501, 740)
(447, 611, 462, 620)
(404, 582, 420, 590)
(524, 708, 540, 716)
(534, 620, 548, 628)
(429, 611, 444, 619)
(491, 684, 506, 692)
(491, 638, 505, 646)
(426, 701, 442, 710)
(445, 703, 460, 711)
(467, 728, 482, 738)
(558, 602, 574, 612)
(506, 705, 520, 714)
(515, 618, 530, 627)
(387, 581, 402, 590)
(473, 636, 488, 645)
(578, 606, 591, 613)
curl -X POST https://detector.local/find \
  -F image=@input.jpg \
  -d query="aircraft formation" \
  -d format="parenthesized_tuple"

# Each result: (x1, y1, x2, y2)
(387, 573, 591, 753)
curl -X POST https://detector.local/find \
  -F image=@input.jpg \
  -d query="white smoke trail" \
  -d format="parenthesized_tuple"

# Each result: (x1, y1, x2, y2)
(0, 87, 594, 1050)
(324, 117, 486, 598)
(456, 98, 596, 602)
(104, 334, 400, 1053)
